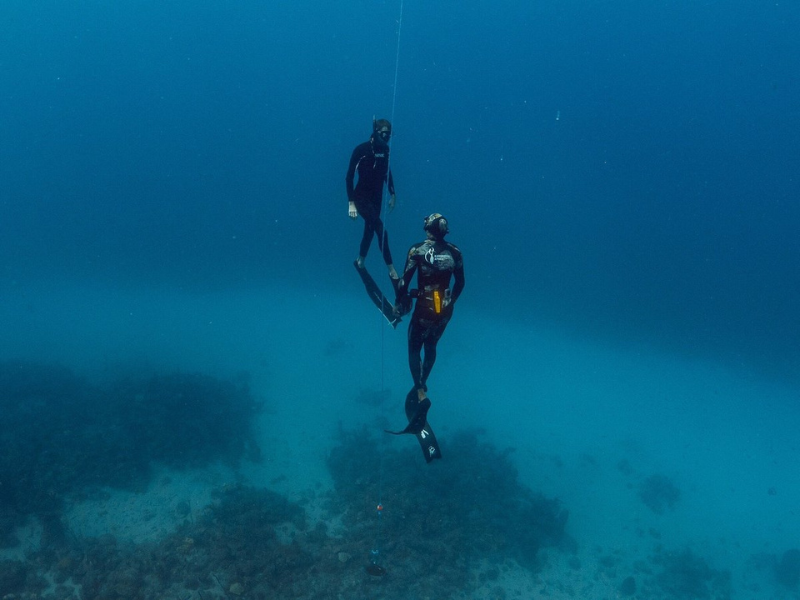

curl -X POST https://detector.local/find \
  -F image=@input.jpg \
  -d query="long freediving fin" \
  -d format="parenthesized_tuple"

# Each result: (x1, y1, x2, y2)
(353, 260, 402, 328)
(385, 397, 431, 435)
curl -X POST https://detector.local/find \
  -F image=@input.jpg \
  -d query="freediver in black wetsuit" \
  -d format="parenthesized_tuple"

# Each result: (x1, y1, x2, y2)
(345, 118, 399, 280)
(395, 213, 465, 409)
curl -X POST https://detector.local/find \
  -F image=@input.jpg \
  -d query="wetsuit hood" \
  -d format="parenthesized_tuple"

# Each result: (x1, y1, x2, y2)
(423, 213, 449, 240)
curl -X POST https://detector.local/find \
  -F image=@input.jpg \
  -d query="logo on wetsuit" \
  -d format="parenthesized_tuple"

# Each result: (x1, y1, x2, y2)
(424, 246, 455, 270)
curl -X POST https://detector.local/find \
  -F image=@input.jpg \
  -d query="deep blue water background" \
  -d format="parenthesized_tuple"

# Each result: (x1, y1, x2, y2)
(2, 0, 799, 380)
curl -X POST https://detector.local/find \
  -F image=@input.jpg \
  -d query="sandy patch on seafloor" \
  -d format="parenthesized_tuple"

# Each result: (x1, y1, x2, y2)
(62, 464, 239, 544)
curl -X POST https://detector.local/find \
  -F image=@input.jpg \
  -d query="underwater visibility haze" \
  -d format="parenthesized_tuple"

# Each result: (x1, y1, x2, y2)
(1, 0, 799, 598)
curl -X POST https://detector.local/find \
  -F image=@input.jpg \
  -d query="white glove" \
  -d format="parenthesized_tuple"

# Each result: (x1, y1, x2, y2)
(348, 201, 358, 220)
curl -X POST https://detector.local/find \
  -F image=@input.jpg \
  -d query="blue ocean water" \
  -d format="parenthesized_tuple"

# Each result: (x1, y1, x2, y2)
(1, 0, 799, 596)
(2, 0, 798, 376)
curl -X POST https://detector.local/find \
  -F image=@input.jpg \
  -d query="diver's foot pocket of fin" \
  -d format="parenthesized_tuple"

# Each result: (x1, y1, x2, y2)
(408, 397, 431, 433)
(385, 397, 431, 435)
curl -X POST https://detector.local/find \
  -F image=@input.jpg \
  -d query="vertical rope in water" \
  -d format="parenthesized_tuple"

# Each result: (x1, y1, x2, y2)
(388, 0, 404, 130)
(380, 0, 404, 265)
(372, 0, 404, 572)
(380, 0, 405, 373)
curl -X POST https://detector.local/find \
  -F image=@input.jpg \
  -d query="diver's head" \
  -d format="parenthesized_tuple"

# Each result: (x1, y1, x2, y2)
(373, 118, 392, 144)
(423, 213, 449, 240)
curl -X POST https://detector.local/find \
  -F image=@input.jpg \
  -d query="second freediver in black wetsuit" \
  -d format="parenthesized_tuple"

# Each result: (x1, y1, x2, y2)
(392, 213, 465, 434)
(346, 118, 399, 280)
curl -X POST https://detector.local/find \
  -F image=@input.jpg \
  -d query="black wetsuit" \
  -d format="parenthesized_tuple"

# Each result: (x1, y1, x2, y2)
(345, 137, 395, 265)
(395, 238, 465, 392)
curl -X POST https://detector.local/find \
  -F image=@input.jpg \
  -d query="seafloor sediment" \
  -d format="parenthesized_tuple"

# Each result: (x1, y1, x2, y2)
(0, 361, 789, 599)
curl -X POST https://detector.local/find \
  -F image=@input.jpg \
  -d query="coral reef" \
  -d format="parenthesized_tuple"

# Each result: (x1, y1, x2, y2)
(651, 548, 731, 600)
(326, 427, 570, 598)
(60, 485, 313, 599)
(639, 474, 681, 514)
(0, 416, 572, 599)
(0, 361, 262, 548)
(776, 548, 800, 587)
(619, 574, 637, 596)
(3, 360, 750, 600)
(0, 559, 28, 597)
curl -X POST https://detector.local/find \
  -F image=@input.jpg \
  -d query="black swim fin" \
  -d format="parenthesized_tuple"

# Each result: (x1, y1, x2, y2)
(385, 397, 431, 435)
(353, 260, 402, 328)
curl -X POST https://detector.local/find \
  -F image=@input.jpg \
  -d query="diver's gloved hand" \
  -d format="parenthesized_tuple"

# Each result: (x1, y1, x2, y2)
(348, 201, 358, 220)
(388, 194, 396, 213)
(442, 289, 453, 310)
(394, 294, 412, 317)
